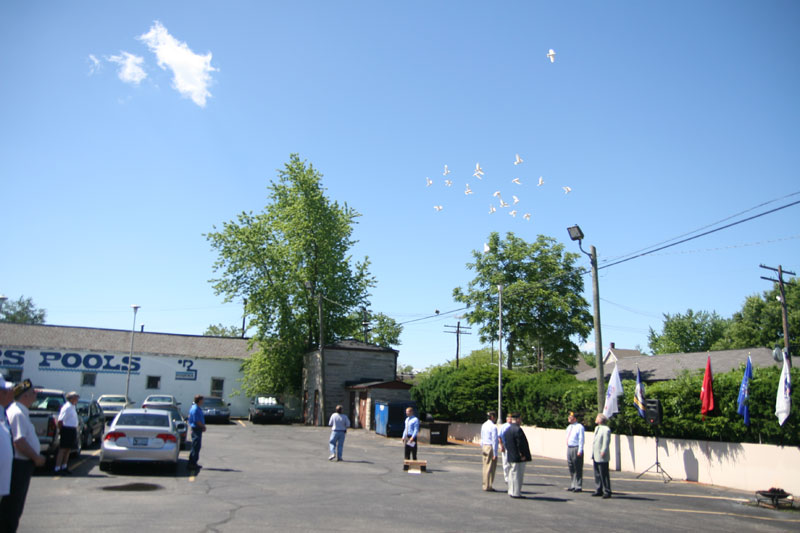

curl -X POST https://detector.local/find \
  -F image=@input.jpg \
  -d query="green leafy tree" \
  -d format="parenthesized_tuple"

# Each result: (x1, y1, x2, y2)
(648, 309, 728, 354)
(0, 296, 46, 324)
(345, 311, 402, 347)
(712, 279, 799, 351)
(204, 324, 243, 337)
(206, 154, 375, 394)
(453, 232, 592, 370)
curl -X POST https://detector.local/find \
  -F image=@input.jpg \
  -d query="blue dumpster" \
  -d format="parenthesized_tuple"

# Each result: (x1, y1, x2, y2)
(374, 401, 416, 437)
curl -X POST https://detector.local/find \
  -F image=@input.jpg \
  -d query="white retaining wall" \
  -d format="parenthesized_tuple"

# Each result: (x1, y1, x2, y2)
(446, 422, 800, 495)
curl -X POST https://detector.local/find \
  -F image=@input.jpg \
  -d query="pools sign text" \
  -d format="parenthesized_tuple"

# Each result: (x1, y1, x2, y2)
(1, 349, 141, 374)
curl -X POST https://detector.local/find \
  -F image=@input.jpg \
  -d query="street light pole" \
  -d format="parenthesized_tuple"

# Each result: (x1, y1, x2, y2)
(125, 305, 140, 404)
(498, 284, 503, 423)
(567, 226, 605, 413)
(0, 295, 7, 321)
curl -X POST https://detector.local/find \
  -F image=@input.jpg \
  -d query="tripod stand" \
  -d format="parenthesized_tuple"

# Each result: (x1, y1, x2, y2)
(637, 432, 672, 483)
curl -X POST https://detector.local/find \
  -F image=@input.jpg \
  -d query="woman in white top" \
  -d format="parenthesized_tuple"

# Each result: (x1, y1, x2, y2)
(55, 391, 80, 474)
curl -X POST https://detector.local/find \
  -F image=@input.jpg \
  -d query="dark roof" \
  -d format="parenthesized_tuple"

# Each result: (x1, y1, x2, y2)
(346, 380, 412, 390)
(320, 338, 399, 354)
(575, 347, 778, 382)
(0, 323, 256, 360)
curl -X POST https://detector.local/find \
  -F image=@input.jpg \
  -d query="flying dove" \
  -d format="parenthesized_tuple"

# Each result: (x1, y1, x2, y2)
(512, 178, 521, 185)
(513, 195, 520, 204)
(499, 199, 509, 208)
(563, 186, 572, 194)
(443, 165, 451, 176)
(509, 210, 517, 217)
(547, 49, 556, 63)
(537, 176, 544, 186)
(433, 205, 443, 211)
(465, 184, 473, 195)
(488, 204, 496, 214)
(426, 177, 433, 187)
(444, 179, 453, 187)
(514, 154, 523, 165)
(473, 163, 484, 179)
(493, 190, 502, 198)
(523, 213, 531, 221)
(483, 243, 491, 253)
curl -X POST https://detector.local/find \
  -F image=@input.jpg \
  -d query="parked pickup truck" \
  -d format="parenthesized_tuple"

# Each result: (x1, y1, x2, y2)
(29, 388, 68, 461)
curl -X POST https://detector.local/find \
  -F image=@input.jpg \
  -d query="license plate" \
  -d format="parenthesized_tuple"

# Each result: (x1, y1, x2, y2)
(133, 437, 148, 446)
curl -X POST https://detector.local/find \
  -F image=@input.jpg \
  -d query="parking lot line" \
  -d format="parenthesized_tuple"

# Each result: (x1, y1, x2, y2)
(661, 508, 800, 524)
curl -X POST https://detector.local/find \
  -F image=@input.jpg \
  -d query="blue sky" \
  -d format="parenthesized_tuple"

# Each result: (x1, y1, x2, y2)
(2, 1, 799, 371)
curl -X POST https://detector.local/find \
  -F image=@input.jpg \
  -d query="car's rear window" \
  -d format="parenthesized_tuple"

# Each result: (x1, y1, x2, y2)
(116, 413, 170, 427)
(204, 398, 224, 407)
(103, 397, 127, 403)
(32, 393, 65, 411)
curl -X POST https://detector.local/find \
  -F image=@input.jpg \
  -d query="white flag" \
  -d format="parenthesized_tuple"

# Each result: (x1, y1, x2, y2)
(775, 352, 792, 426)
(603, 364, 624, 418)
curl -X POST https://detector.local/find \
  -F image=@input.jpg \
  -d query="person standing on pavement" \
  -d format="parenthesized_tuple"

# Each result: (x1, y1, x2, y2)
(498, 413, 513, 483)
(565, 411, 584, 492)
(328, 405, 350, 461)
(592, 413, 612, 499)
(0, 379, 46, 532)
(54, 391, 80, 474)
(401, 406, 419, 461)
(503, 413, 531, 499)
(187, 395, 206, 473)
(480, 411, 498, 491)
(0, 375, 15, 503)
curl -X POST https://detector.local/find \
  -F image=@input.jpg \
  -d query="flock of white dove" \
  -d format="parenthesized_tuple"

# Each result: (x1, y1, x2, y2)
(426, 49, 569, 222)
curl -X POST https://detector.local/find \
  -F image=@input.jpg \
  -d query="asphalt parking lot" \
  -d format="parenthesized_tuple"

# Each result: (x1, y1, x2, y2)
(20, 422, 800, 532)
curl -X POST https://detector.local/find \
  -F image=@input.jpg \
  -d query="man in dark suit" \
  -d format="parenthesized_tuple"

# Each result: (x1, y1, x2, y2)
(502, 413, 531, 498)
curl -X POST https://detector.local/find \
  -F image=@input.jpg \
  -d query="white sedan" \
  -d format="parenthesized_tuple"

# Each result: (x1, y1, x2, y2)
(100, 408, 181, 472)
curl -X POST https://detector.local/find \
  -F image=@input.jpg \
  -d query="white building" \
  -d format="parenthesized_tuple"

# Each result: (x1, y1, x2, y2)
(0, 323, 255, 417)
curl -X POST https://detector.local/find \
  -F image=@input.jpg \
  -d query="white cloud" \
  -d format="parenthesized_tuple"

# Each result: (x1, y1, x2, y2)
(87, 54, 101, 75)
(108, 52, 147, 85)
(138, 21, 216, 107)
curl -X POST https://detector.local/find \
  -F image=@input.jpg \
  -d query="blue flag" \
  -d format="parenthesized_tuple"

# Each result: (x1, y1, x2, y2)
(737, 355, 753, 426)
(634, 367, 646, 418)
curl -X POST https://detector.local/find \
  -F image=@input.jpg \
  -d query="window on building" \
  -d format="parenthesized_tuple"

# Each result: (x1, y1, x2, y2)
(82, 372, 96, 387)
(5, 369, 23, 383)
(210, 377, 224, 398)
(146, 375, 161, 390)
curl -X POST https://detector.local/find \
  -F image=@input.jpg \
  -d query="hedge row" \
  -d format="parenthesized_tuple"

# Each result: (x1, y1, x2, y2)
(410, 364, 799, 445)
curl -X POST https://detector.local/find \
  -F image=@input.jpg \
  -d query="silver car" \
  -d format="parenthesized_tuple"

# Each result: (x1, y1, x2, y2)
(99, 408, 180, 472)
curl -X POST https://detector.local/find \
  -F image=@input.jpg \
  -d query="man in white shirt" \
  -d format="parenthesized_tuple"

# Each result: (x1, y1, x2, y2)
(565, 411, 585, 492)
(498, 413, 513, 483)
(55, 391, 80, 474)
(0, 379, 45, 533)
(0, 374, 15, 501)
(328, 405, 350, 461)
(480, 411, 499, 491)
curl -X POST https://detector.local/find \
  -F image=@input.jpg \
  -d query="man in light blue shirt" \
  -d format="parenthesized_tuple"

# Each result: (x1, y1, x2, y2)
(187, 395, 206, 473)
(402, 407, 419, 461)
(565, 411, 585, 492)
(498, 413, 513, 483)
(480, 411, 498, 491)
(328, 405, 350, 461)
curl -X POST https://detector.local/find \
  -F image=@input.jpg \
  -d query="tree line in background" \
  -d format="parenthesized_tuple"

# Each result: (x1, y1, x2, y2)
(0, 296, 46, 324)
(411, 363, 799, 446)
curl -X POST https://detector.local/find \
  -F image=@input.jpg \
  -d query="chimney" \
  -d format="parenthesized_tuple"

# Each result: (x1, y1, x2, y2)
(610, 342, 615, 349)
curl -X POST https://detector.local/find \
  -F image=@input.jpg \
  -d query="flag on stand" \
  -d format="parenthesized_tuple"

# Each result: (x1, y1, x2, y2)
(775, 350, 792, 426)
(634, 366, 646, 419)
(736, 355, 753, 426)
(700, 356, 714, 420)
(602, 364, 624, 418)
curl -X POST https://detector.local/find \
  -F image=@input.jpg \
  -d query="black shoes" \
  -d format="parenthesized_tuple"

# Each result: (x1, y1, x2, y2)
(592, 492, 602, 497)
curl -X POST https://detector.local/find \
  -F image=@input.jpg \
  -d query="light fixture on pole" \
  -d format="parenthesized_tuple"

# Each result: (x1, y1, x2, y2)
(567, 225, 605, 413)
(125, 305, 140, 405)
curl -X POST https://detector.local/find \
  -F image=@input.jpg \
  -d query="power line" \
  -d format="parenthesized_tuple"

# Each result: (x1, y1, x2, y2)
(598, 199, 800, 271)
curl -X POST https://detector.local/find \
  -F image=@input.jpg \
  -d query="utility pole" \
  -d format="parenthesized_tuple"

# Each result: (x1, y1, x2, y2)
(444, 321, 472, 368)
(760, 264, 795, 368)
(498, 285, 504, 423)
(361, 307, 370, 343)
(241, 298, 247, 338)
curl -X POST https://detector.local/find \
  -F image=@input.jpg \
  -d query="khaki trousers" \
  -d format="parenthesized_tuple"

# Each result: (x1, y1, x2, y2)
(482, 444, 497, 490)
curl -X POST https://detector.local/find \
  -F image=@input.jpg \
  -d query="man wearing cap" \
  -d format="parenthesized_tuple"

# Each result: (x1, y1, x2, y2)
(55, 391, 80, 474)
(480, 410, 498, 491)
(503, 413, 531, 499)
(565, 411, 584, 492)
(0, 379, 45, 532)
(0, 375, 15, 503)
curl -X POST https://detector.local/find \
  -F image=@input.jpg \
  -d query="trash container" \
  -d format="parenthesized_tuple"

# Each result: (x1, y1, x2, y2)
(428, 422, 450, 445)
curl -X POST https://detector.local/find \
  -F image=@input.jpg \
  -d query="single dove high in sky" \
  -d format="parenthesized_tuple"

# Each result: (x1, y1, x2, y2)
(547, 49, 556, 63)
(514, 154, 523, 165)
(473, 163, 484, 179)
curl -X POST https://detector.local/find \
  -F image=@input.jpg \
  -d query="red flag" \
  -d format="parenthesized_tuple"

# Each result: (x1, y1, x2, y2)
(700, 356, 714, 420)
